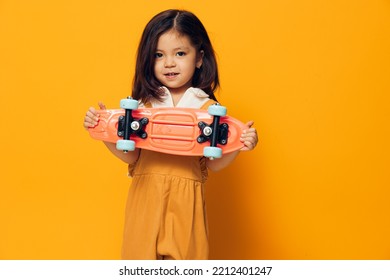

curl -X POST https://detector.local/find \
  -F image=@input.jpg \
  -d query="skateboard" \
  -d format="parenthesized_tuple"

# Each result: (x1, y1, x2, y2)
(88, 97, 246, 159)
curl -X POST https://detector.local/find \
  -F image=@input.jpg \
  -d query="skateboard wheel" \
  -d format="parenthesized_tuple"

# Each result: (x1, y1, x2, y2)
(204, 146, 222, 159)
(120, 98, 138, 110)
(208, 104, 227, 117)
(116, 140, 135, 151)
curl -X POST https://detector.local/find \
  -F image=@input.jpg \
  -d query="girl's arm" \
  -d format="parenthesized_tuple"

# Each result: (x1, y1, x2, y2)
(84, 102, 140, 164)
(206, 121, 258, 172)
(102, 141, 140, 164)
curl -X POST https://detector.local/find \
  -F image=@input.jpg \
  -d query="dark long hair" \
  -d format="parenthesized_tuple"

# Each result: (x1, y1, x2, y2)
(132, 9, 219, 104)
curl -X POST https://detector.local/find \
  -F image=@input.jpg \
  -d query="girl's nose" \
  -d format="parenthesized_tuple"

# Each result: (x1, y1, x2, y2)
(164, 56, 176, 68)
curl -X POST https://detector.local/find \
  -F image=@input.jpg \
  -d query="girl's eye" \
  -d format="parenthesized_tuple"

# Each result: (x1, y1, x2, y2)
(176, 52, 186, 57)
(154, 53, 163, 58)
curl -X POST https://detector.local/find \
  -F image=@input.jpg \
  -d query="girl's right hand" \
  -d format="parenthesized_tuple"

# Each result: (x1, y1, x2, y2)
(83, 102, 106, 130)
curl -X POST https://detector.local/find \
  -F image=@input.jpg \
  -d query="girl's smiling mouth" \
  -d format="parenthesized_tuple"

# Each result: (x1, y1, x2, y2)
(164, 72, 179, 79)
(164, 72, 179, 76)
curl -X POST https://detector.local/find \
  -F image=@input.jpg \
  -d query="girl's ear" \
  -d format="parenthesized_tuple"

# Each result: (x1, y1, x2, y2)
(196, 50, 204, 69)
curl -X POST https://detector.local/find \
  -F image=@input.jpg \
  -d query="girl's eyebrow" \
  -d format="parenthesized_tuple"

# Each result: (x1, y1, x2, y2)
(156, 46, 191, 52)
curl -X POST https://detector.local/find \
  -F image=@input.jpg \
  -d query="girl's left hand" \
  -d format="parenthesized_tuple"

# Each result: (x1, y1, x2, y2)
(240, 121, 258, 151)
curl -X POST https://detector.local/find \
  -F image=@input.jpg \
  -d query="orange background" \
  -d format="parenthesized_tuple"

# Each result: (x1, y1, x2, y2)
(1, 0, 389, 259)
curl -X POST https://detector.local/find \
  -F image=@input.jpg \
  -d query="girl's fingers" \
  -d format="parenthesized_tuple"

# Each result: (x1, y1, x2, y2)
(98, 101, 106, 110)
(86, 109, 99, 122)
(83, 107, 100, 129)
(245, 120, 255, 129)
(83, 101, 106, 130)
(241, 140, 256, 151)
(240, 121, 258, 151)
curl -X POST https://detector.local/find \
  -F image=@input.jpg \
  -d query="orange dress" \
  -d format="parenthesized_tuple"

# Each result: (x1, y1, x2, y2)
(121, 88, 216, 259)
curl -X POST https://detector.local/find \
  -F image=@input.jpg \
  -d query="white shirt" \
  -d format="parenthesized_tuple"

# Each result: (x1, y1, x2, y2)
(140, 87, 211, 109)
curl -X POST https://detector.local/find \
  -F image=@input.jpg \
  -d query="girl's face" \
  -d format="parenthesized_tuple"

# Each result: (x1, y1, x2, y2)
(154, 30, 203, 96)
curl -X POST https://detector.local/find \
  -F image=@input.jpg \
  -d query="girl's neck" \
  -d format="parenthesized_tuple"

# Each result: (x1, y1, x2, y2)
(166, 86, 191, 106)
(171, 91, 184, 106)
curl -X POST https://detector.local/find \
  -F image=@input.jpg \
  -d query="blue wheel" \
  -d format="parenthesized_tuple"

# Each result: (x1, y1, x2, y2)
(208, 104, 227, 117)
(120, 98, 138, 110)
(116, 139, 135, 151)
(204, 146, 222, 159)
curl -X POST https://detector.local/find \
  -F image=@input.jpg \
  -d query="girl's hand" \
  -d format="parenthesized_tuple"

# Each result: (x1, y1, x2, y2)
(83, 102, 106, 130)
(240, 121, 258, 151)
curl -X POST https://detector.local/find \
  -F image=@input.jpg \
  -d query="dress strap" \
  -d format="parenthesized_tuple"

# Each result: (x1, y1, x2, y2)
(143, 102, 152, 108)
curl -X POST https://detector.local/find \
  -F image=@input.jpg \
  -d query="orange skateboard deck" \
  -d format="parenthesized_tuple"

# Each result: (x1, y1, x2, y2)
(88, 102, 246, 158)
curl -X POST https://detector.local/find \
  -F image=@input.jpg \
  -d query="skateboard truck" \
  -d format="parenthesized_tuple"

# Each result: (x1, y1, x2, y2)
(116, 97, 148, 152)
(197, 122, 228, 145)
(197, 104, 228, 160)
(117, 116, 149, 139)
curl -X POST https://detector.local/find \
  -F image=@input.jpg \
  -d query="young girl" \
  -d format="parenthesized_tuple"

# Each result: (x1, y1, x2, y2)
(84, 9, 258, 260)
